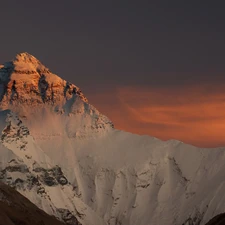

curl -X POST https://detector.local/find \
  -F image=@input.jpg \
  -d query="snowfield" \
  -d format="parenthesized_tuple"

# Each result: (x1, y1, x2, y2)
(0, 52, 224, 225)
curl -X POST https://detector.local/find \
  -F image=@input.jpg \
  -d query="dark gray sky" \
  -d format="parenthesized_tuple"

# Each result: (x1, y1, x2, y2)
(0, 1, 225, 146)
(1, 1, 224, 88)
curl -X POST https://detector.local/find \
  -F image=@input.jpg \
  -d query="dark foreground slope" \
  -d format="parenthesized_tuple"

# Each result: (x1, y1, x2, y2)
(206, 213, 225, 225)
(0, 182, 65, 225)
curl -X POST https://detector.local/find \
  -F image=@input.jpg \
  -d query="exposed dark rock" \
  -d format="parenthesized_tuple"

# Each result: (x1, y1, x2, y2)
(57, 208, 81, 225)
(14, 178, 24, 184)
(43, 175, 57, 186)
(33, 166, 45, 173)
(38, 75, 49, 103)
(52, 166, 63, 176)
(5, 165, 28, 173)
(34, 165, 68, 186)
(37, 186, 46, 195)
(52, 166, 68, 185)
(57, 176, 68, 185)
(27, 175, 40, 189)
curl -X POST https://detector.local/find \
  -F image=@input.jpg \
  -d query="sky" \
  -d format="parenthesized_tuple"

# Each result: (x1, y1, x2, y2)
(0, 1, 225, 147)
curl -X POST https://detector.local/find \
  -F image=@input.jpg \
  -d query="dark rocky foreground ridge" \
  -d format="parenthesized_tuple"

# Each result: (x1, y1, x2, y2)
(205, 213, 225, 225)
(0, 181, 67, 225)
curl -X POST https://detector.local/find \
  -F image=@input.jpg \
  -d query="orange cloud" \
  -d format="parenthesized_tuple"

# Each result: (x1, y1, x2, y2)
(87, 84, 225, 148)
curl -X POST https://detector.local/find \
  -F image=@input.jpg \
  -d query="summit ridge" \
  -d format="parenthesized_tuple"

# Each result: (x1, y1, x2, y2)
(2, 52, 50, 75)
(14, 52, 40, 62)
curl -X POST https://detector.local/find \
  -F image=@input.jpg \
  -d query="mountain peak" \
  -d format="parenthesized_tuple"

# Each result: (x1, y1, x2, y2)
(0, 52, 50, 77)
(0, 53, 88, 107)
(12, 52, 50, 74)
(14, 52, 38, 62)
(0, 53, 113, 138)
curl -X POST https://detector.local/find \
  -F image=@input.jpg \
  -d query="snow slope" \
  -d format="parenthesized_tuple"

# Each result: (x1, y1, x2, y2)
(0, 53, 224, 225)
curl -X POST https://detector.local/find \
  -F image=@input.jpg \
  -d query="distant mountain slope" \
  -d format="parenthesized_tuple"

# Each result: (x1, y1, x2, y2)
(0, 181, 67, 225)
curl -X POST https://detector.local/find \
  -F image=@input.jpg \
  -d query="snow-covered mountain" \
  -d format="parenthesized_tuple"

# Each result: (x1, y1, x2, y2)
(0, 52, 224, 225)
